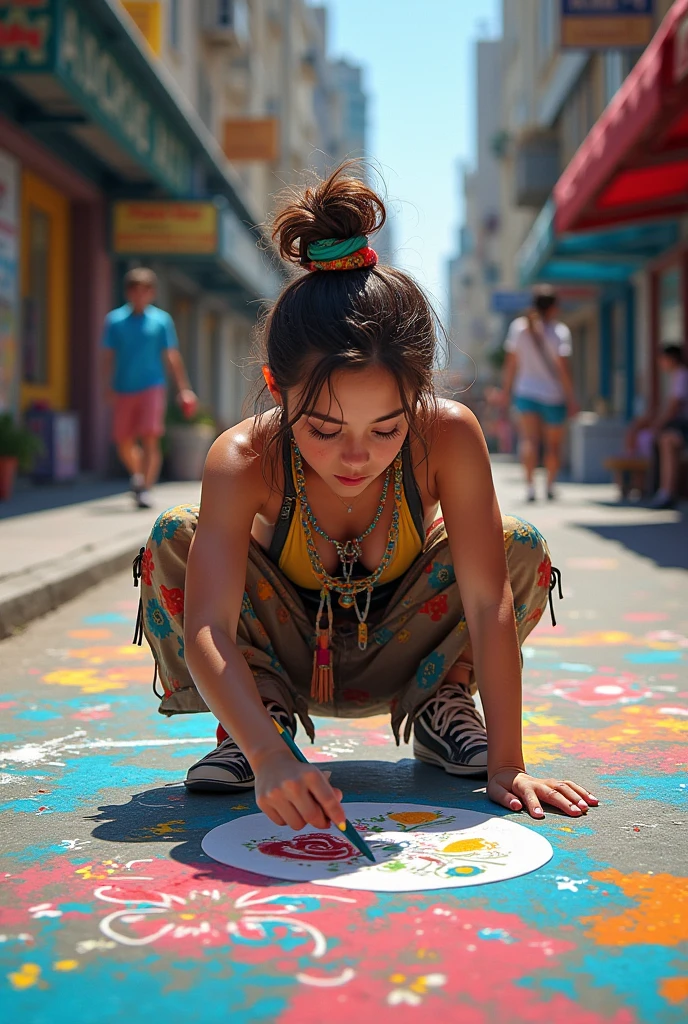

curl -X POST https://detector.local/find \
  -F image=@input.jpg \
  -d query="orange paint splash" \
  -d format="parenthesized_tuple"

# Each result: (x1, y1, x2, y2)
(582, 870, 688, 947)
(660, 977, 688, 1005)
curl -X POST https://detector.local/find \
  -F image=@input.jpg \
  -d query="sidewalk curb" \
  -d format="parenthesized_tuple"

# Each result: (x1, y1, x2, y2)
(0, 537, 142, 641)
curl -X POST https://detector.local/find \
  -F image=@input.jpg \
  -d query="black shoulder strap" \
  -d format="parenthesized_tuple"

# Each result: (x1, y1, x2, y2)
(402, 436, 426, 546)
(267, 434, 297, 564)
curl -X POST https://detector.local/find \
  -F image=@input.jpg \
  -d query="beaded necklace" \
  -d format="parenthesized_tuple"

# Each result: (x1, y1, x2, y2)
(291, 438, 403, 703)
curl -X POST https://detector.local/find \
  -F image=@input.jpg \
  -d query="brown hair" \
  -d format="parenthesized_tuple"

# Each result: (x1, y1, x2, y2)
(254, 164, 441, 480)
(124, 267, 157, 289)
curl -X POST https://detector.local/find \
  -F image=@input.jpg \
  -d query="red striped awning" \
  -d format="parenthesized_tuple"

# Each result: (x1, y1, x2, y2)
(555, 0, 688, 233)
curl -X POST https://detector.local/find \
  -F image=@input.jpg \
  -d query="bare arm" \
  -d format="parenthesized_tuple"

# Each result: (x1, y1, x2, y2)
(557, 355, 577, 412)
(164, 348, 192, 394)
(184, 426, 344, 830)
(434, 406, 523, 777)
(502, 351, 517, 404)
(102, 348, 115, 404)
(434, 403, 598, 818)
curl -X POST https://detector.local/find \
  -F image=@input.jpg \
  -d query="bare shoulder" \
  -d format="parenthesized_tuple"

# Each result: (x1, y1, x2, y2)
(201, 412, 277, 520)
(431, 398, 486, 449)
(423, 399, 489, 487)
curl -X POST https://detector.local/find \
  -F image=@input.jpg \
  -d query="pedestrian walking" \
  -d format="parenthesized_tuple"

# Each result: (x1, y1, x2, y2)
(135, 167, 597, 831)
(102, 268, 198, 509)
(647, 344, 688, 509)
(501, 286, 577, 502)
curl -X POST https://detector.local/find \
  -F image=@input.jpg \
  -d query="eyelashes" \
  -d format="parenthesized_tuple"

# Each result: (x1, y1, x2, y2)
(307, 426, 402, 442)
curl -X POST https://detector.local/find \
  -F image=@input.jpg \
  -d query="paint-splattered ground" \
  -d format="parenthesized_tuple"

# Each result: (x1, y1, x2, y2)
(1, 462, 686, 1023)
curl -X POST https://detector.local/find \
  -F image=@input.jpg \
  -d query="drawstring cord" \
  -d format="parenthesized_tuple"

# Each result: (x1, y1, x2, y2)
(132, 546, 145, 646)
(548, 565, 563, 626)
(131, 544, 161, 697)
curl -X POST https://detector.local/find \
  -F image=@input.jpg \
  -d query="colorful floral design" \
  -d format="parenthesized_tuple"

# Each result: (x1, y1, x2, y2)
(396, 629, 411, 643)
(241, 592, 257, 619)
(160, 585, 184, 617)
(416, 651, 446, 689)
(140, 547, 155, 586)
(508, 518, 542, 549)
(145, 598, 173, 640)
(151, 509, 187, 545)
(176, 635, 184, 660)
(515, 602, 528, 624)
(256, 578, 275, 601)
(374, 627, 394, 646)
(277, 607, 290, 624)
(388, 811, 441, 827)
(424, 561, 456, 590)
(538, 557, 552, 589)
(419, 594, 448, 622)
(256, 833, 358, 861)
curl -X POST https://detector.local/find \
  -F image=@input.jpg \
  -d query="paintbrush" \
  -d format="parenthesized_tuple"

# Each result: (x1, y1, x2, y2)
(272, 719, 376, 862)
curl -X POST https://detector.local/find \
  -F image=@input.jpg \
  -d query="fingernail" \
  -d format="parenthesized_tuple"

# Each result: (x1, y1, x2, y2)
(509, 799, 520, 810)
(578, 800, 588, 808)
(533, 807, 544, 816)
(588, 795, 598, 802)
(337, 822, 347, 831)
(570, 804, 582, 813)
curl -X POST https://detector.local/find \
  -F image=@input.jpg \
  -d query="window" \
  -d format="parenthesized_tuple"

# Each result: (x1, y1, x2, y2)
(197, 65, 213, 130)
(537, 0, 558, 65)
(22, 207, 50, 385)
(604, 52, 623, 104)
(169, 0, 180, 50)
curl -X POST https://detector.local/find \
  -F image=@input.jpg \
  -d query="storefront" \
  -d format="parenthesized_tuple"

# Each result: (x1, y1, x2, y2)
(554, 0, 688, 418)
(0, 0, 278, 475)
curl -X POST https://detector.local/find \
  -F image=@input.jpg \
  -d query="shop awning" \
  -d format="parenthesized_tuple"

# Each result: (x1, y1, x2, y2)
(554, 0, 688, 233)
(518, 199, 679, 287)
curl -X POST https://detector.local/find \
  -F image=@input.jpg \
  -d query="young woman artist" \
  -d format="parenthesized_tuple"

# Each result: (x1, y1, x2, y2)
(136, 167, 598, 833)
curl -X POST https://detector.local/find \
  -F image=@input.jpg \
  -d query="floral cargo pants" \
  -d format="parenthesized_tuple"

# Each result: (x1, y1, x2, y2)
(136, 506, 556, 744)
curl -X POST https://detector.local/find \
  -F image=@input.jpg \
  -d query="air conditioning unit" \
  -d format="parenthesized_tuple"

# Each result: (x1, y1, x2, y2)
(202, 0, 249, 49)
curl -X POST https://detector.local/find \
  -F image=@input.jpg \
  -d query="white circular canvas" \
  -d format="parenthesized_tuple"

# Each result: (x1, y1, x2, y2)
(201, 802, 553, 892)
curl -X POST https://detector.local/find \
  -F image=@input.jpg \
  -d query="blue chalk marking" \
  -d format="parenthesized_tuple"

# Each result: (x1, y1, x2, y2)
(82, 613, 132, 625)
(624, 650, 682, 664)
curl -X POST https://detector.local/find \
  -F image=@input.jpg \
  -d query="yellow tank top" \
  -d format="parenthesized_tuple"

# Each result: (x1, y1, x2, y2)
(278, 448, 426, 590)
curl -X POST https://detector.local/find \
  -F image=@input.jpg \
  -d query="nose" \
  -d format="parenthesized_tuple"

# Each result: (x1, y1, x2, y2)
(340, 442, 369, 471)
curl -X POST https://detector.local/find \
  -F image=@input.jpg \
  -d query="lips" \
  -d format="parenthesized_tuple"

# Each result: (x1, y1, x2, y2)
(335, 474, 368, 486)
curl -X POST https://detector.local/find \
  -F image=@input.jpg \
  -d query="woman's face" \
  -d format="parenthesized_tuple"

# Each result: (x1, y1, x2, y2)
(288, 365, 409, 495)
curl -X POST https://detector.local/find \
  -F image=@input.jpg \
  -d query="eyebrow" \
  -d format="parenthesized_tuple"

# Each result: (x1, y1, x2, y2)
(304, 408, 405, 426)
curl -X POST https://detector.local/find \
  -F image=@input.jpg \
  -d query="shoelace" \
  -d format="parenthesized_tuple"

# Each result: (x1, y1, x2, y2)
(424, 683, 486, 739)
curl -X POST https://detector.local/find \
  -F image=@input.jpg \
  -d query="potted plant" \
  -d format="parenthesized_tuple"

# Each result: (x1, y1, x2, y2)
(0, 413, 43, 501)
(164, 402, 217, 481)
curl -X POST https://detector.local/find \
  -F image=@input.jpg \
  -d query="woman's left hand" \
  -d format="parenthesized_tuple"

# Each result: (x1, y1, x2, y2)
(488, 769, 599, 819)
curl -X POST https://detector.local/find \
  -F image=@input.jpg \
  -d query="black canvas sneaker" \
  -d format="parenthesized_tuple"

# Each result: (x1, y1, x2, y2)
(184, 701, 295, 793)
(413, 681, 488, 776)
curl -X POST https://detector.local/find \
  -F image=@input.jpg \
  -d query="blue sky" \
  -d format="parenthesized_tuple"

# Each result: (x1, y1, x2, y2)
(318, 0, 502, 318)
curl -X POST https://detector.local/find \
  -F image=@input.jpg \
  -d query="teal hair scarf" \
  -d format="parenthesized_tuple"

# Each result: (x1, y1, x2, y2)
(307, 235, 368, 261)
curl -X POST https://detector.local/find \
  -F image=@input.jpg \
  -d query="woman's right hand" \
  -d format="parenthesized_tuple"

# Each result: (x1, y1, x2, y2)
(254, 751, 346, 831)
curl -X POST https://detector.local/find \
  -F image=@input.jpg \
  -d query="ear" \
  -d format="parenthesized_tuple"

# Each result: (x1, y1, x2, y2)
(262, 365, 281, 404)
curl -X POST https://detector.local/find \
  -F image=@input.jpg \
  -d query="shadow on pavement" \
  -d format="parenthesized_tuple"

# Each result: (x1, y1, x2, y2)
(580, 515, 688, 570)
(87, 759, 498, 883)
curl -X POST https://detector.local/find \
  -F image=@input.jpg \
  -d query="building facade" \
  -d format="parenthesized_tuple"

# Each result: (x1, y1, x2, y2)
(0, 0, 367, 476)
(457, 0, 685, 479)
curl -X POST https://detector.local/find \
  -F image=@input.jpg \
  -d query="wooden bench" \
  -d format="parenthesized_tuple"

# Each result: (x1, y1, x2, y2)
(604, 456, 651, 499)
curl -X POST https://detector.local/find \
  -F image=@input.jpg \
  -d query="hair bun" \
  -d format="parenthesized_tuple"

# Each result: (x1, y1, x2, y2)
(272, 163, 386, 265)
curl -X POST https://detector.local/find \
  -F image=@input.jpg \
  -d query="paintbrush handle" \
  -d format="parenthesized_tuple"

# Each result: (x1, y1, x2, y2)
(271, 721, 375, 861)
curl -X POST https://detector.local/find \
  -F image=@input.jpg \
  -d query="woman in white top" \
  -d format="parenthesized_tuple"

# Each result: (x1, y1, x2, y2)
(649, 344, 688, 509)
(502, 286, 577, 502)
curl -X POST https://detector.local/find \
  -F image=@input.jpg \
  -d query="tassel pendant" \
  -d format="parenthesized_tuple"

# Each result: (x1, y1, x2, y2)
(310, 631, 334, 704)
(357, 621, 368, 651)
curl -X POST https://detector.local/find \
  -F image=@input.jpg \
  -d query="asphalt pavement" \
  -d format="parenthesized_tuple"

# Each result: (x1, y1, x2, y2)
(0, 460, 686, 1023)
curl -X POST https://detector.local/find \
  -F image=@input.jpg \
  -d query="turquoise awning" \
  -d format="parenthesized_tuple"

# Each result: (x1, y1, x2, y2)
(517, 199, 679, 287)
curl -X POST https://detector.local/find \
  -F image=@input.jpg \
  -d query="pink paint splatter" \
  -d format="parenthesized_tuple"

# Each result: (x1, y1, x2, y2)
(624, 612, 668, 623)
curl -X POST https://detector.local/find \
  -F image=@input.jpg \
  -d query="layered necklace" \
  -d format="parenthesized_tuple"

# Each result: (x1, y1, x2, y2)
(291, 438, 403, 703)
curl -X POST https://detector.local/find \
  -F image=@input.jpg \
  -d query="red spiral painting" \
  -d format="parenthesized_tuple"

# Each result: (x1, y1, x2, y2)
(257, 832, 358, 861)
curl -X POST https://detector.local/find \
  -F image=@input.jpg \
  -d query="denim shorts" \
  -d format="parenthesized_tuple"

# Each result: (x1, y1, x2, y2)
(513, 396, 567, 426)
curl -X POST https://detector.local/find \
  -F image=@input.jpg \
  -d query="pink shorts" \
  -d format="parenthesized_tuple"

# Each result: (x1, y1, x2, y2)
(112, 386, 166, 444)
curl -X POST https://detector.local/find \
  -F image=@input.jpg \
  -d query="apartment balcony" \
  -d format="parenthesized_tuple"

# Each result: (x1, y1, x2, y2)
(513, 134, 560, 208)
(201, 0, 250, 51)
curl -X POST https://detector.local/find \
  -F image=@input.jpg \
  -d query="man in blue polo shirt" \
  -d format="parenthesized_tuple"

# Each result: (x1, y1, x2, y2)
(102, 267, 197, 508)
